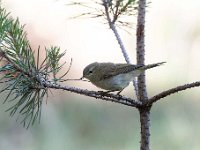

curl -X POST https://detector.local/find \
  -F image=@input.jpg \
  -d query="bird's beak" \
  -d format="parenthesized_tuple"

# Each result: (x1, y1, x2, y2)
(80, 76, 90, 82)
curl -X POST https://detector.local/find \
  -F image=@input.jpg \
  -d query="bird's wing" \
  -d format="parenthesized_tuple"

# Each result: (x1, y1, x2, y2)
(99, 63, 143, 80)
(114, 63, 144, 74)
(98, 63, 116, 80)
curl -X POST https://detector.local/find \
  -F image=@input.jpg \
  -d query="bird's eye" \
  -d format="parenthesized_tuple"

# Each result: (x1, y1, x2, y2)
(89, 70, 93, 74)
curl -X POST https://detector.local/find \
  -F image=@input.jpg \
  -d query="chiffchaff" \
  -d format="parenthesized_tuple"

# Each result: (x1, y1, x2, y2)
(81, 62, 165, 94)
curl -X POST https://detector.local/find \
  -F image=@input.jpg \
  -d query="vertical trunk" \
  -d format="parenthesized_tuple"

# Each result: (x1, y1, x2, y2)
(136, 0, 148, 102)
(136, 0, 151, 149)
(139, 107, 151, 150)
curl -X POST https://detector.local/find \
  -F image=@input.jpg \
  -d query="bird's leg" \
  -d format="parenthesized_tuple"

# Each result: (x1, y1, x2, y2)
(116, 88, 125, 95)
(98, 90, 116, 96)
(98, 89, 124, 97)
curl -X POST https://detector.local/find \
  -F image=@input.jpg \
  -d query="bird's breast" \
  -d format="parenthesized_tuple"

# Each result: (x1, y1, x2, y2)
(92, 73, 134, 91)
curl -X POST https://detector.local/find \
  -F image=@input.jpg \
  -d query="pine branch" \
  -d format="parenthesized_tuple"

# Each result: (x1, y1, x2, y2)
(2, 49, 142, 108)
(39, 79, 142, 107)
(1, 48, 141, 108)
(1, 51, 141, 107)
(147, 81, 200, 105)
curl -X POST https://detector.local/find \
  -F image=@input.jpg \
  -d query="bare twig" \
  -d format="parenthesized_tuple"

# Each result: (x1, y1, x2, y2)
(147, 81, 200, 105)
(41, 80, 142, 108)
(112, 0, 120, 24)
(102, 0, 139, 98)
(103, 0, 131, 63)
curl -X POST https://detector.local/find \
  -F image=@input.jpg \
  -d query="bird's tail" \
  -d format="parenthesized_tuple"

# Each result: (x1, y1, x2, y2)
(139, 62, 166, 70)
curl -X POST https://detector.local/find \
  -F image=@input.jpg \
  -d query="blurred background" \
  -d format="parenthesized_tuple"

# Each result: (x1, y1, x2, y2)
(1, 0, 200, 149)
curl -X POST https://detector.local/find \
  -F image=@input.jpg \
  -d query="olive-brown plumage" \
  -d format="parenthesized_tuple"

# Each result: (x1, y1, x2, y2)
(82, 62, 165, 92)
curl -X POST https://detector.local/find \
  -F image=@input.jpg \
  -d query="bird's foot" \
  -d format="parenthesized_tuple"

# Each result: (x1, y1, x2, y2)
(116, 88, 125, 96)
(97, 90, 110, 96)
(98, 90, 117, 96)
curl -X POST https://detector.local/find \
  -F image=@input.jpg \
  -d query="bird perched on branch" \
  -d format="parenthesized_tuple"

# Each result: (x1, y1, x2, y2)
(81, 62, 165, 94)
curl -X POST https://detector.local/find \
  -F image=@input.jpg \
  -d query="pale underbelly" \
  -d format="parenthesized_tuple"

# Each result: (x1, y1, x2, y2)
(92, 73, 135, 91)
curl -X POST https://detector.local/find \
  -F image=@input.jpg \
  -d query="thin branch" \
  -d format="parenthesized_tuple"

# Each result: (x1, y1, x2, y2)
(41, 80, 142, 108)
(110, 22, 131, 63)
(102, 0, 139, 98)
(147, 81, 200, 105)
(103, 0, 131, 63)
(112, 0, 121, 24)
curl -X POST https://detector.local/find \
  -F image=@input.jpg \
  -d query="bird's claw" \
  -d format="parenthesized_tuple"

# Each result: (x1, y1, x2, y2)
(97, 90, 110, 96)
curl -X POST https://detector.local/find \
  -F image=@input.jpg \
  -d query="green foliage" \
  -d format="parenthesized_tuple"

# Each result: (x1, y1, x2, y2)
(0, 7, 67, 128)
(46, 47, 68, 82)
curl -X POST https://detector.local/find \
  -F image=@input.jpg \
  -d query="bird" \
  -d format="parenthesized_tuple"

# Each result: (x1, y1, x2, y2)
(81, 62, 165, 94)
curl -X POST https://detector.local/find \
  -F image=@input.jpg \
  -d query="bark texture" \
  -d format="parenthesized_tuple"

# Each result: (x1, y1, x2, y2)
(136, 0, 151, 149)
(136, 0, 148, 102)
(139, 107, 151, 150)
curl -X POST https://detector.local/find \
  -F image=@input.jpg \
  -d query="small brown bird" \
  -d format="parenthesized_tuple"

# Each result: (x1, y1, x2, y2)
(81, 62, 165, 94)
